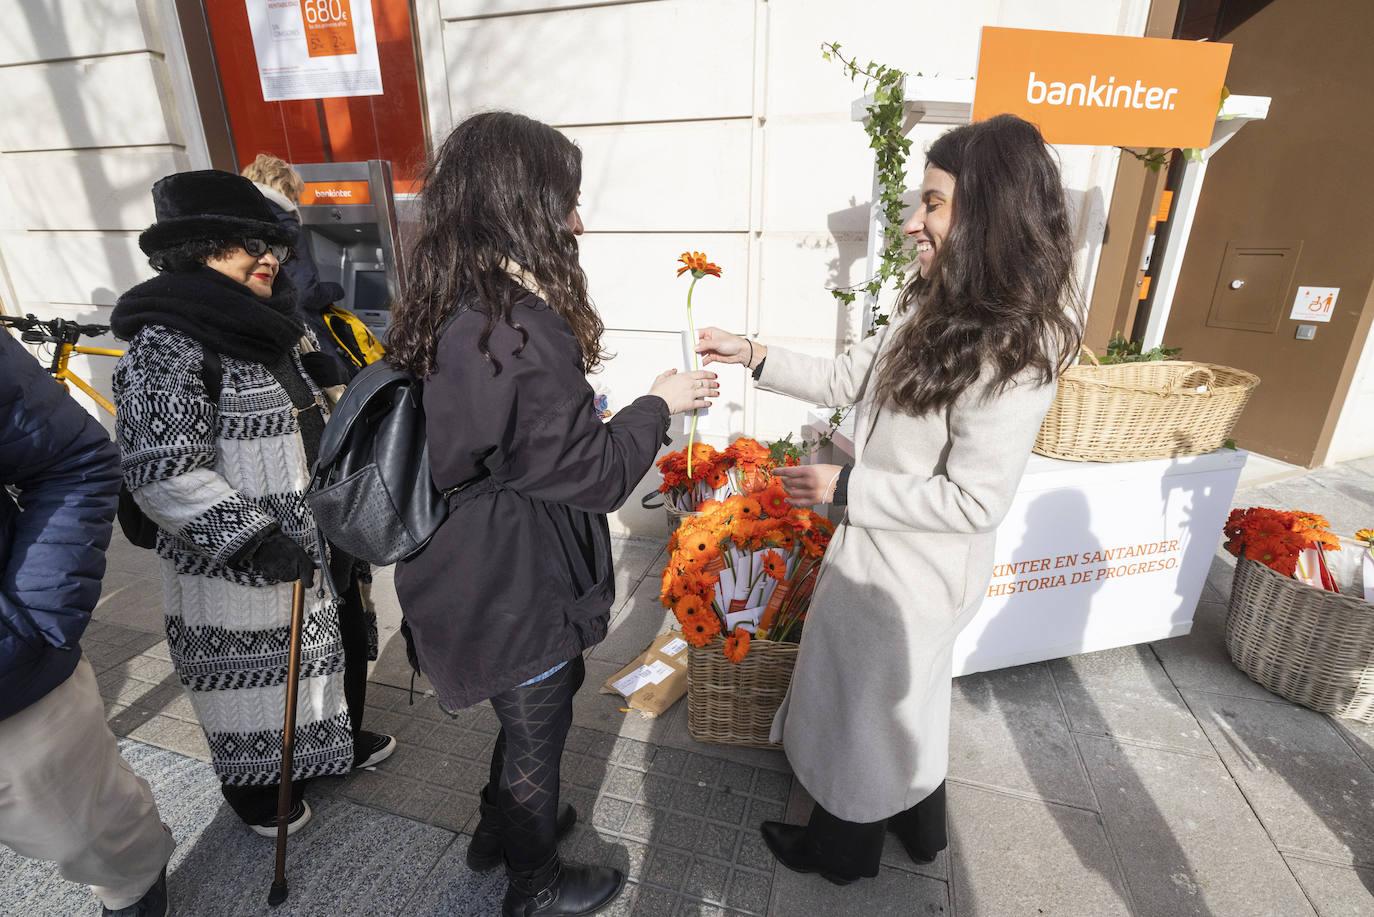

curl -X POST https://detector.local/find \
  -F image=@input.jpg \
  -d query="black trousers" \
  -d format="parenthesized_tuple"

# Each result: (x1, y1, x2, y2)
(221, 579, 370, 825)
(804, 781, 947, 878)
(485, 655, 585, 872)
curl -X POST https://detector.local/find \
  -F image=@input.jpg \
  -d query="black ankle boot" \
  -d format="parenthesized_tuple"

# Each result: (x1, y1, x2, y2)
(467, 788, 579, 871)
(886, 818, 942, 866)
(502, 856, 625, 917)
(759, 821, 860, 886)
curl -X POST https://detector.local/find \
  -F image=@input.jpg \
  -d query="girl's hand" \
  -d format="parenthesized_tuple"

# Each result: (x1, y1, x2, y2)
(649, 368, 720, 415)
(772, 464, 844, 506)
(696, 327, 766, 369)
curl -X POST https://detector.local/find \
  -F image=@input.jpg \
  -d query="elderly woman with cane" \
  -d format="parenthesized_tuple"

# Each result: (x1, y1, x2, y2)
(111, 170, 395, 838)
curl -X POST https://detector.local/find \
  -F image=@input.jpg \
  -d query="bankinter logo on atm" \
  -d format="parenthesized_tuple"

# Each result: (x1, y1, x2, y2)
(973, 27, 1232, 149)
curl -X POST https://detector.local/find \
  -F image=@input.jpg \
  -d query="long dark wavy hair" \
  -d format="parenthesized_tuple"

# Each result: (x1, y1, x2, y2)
(873, 114, 1083, 415)
(387, 112, 603, 377)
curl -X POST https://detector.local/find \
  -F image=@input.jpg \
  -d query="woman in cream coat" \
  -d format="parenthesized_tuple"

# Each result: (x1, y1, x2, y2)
(697, 114, 1083, 884)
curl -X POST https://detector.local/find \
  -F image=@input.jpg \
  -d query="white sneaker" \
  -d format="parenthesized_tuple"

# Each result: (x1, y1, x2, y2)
(249, 799, 312, 838)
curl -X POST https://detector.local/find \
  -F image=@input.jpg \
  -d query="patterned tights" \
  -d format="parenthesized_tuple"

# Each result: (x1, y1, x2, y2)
(487, 655, 585, 871)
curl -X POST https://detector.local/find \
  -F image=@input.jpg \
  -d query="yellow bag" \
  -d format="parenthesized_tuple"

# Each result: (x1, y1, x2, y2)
(323, 305, 385, 370)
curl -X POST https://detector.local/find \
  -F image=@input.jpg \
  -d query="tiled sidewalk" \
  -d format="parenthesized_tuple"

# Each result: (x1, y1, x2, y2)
(4, 457, 1373, 915)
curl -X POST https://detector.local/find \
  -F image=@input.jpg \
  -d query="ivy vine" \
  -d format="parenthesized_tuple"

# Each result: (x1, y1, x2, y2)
(821, 41, 919, 333)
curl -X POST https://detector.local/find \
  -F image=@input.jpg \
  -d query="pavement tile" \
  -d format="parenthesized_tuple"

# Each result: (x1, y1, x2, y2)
(594, 795, 636, 833)
(947, 781, 1131, 917)
(683, 856, 731, 905)
(91, 575, 165, 634)
(949, 663, 1098, 809)
(1186, 691, 1374, 866)
(1331, 717, 1374, 772)
(706, 788, 750, 826)
(1077, 734, 1315, 917)
(1150, 600, 1283, 702)
(124, 713, 210, 761)
(696, 822, 742, 863)
(593, 576, 676, 667)
(658, 811, 705, 850)
(401, 835, 508, 917)
(624, 804, 663, 841)
(578, 830, 649, 881)
(751, 769, 791, 804)
(744, 797, 784, 827)
(1050, 644, 1213, 754)
(634, 883, 680, 916)
(723, 868, 772, 915)
(645, 846, 694, 892)
(1284, 856, 1374, 917)
(768, 864, 949, 917)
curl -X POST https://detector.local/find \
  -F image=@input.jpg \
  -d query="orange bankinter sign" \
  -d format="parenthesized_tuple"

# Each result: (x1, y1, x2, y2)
(300, 0, 358, 58)
(972, 27, 1232, 148)
(300, 180, 372, 206)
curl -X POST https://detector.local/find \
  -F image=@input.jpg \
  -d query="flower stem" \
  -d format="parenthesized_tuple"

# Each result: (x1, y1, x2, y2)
(686, 274, 701, 477)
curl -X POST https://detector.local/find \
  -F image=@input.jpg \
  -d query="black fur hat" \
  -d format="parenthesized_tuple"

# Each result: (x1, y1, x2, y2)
(138, 170, 295, 256)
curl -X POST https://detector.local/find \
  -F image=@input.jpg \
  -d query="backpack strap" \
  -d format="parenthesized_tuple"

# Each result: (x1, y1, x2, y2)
(199, 349, 222, 404)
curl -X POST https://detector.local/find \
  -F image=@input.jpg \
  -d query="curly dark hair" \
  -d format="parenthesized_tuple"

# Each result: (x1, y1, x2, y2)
(386, 112, 603, 378)
(873, 114, 1084, 416)
(147, 238, 239, 273)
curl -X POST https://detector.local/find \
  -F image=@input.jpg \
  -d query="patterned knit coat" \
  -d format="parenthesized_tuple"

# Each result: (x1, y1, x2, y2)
(114, 323, 355, 786)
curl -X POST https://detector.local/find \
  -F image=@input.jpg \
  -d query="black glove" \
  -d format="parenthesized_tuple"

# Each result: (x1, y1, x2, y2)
(300, 350, 349, 388)
(245, 530, 316, 586)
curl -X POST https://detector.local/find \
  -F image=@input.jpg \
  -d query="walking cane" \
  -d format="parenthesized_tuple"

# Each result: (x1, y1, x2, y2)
(268, 579, 307, 907)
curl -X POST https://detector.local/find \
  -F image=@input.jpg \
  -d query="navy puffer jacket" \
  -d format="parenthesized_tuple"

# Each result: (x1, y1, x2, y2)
(0, 330, 120, 720)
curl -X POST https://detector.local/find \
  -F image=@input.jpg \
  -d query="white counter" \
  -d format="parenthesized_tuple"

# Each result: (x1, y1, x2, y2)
(804, 411, 1246, 675)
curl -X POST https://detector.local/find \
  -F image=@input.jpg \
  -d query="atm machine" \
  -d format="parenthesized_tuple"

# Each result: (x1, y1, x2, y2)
(294, 160, 405, 341)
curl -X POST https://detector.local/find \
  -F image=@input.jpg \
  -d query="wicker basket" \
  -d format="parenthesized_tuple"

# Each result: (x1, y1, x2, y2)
(1225, 557, 1374, 723)
(1035, 350, 1259, 462)
(687, 638, 798, 747)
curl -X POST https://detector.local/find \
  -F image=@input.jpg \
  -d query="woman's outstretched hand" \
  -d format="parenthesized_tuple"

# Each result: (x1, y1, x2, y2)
(696, 327, 766, 369)
(772, 464, 844, 507)
(649, 368, 720, 415)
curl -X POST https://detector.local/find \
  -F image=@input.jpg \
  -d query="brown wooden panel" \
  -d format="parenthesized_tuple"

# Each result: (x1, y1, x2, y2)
(1204, 240, 1300, 333)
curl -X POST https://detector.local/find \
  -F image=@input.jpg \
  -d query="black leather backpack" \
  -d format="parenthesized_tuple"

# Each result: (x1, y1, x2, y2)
(305, 360, 449, 565)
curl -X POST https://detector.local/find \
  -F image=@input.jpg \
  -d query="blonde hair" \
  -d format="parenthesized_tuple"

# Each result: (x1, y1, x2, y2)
(241, 153, 304, 204)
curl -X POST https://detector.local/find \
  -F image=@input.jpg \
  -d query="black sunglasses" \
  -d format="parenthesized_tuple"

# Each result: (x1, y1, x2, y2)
(243, 238, 293, 263)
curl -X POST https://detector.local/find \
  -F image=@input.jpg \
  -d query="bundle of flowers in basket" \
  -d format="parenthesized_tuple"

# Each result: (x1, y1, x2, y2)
(1223, 507, 1341, 590)
(1223, 507, 1373, 723)
(660, 486, 834, 661)
(659, 488, 834, 746)
(655, 437, 800, 515)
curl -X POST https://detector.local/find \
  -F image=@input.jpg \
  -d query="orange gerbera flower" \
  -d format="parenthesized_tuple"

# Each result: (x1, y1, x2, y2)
(673, 593, 709, 624)
(735, 497, 763, 521)
(682, 611, 722, 647)
(677, 250, 723, 279)
(759, 484, 791, 518)
(1356, 528, 1374, 546)
(723, 626, 751, 663)
(761, 550, 786, 581)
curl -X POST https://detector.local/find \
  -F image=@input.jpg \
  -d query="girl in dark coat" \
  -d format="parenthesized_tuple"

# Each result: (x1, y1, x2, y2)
(387, 112, 718, 917)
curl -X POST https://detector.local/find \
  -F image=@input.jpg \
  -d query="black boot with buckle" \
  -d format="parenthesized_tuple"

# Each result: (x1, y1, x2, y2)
(468, 786, 579, 871)
(502, 854, 625, 917)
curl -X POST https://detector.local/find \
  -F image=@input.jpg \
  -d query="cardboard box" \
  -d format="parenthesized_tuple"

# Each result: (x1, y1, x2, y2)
(600, 631, 690, 717)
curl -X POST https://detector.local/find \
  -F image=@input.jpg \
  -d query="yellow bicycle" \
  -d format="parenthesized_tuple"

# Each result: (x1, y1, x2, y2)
(0, 313, 124, 415)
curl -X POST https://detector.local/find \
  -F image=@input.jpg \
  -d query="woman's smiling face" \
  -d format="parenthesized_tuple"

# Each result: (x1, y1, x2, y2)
(903, 166, 956, 278)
